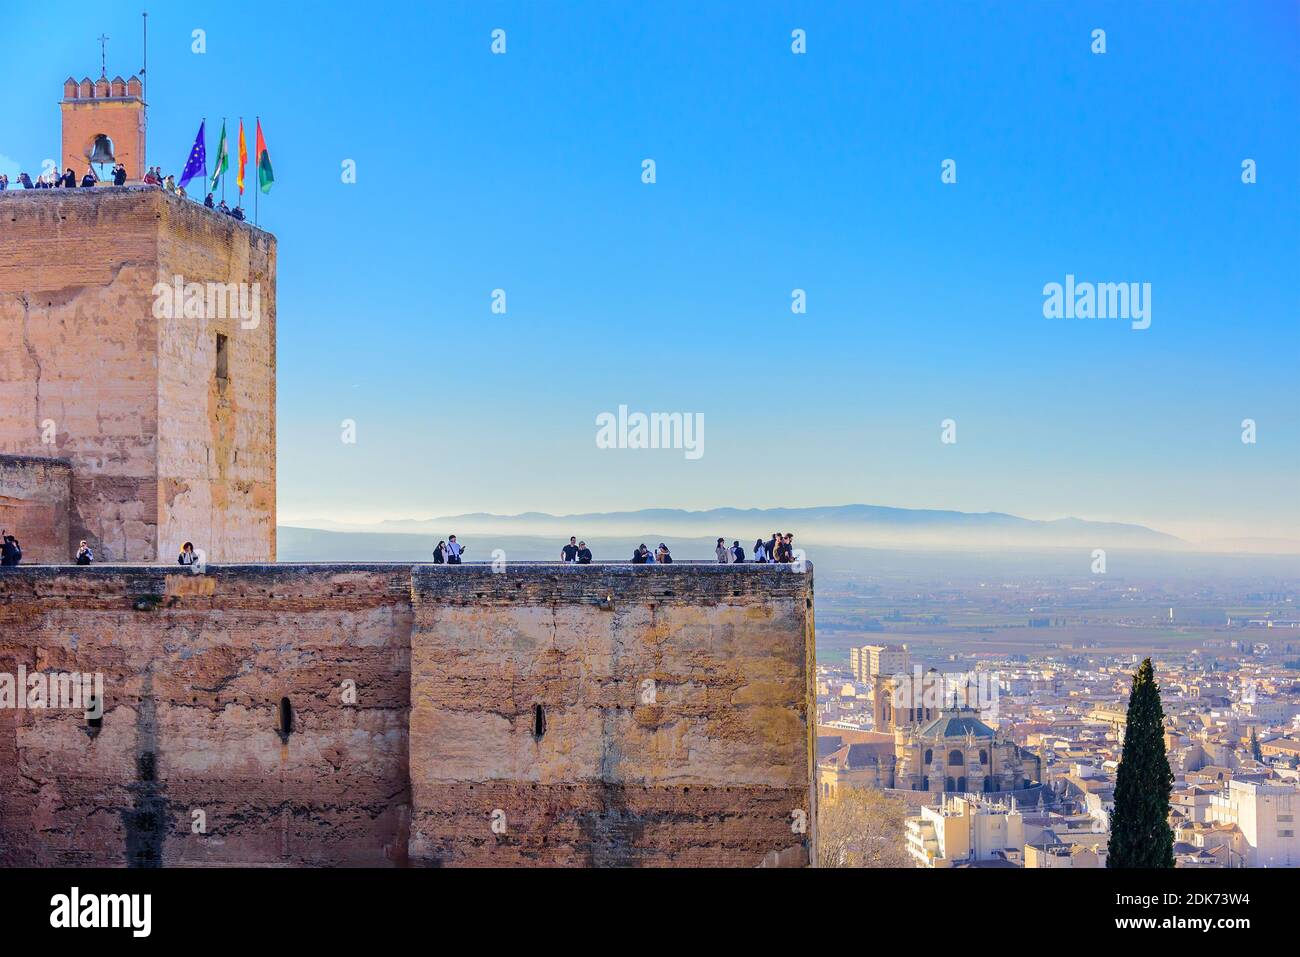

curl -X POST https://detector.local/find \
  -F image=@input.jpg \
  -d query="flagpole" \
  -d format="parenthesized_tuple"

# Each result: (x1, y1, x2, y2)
(255, 115, 259, 227)
(141, 12, 148, 179)
(221, 117, 226, 205)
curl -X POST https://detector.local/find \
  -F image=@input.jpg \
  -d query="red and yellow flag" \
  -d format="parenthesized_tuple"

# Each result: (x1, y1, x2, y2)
(237, 119, 248, 195)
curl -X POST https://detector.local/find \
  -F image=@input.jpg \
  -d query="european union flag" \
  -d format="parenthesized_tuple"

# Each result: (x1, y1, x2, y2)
(178, 121, 207, 189)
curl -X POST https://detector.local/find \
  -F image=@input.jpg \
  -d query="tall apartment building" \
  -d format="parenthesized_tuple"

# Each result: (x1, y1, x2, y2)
(852, 643, 910, 683)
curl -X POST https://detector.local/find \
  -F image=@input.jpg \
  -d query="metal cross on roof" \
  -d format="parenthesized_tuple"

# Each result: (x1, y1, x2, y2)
(98, 34, 110, 77)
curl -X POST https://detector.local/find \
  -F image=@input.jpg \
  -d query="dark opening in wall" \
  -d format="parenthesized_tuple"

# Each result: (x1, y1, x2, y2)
(277, 696, 293, 739)
(532, 704, 546, 740)
(215, 333, 229, 391)
(85, 696, 102, 736)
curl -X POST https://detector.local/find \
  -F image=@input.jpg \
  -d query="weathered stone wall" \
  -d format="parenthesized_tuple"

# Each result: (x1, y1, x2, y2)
(409, 564, 814, 866)
(0, 563, 814, 867)
(0, 188, 275, 562)
(0, 565, 412, 867)
(155, 195, 277, 563)
(0, 189, 161, 560)
(0, 455, 73, 564)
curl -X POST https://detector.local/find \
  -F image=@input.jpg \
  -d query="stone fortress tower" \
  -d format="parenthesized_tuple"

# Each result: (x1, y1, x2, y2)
(0, 69, 276, 562)
(0, 66, 814, 868)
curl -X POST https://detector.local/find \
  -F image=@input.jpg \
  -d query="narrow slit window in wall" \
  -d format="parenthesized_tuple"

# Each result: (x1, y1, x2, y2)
(215, 332, 229, 390)
(278, 696, 293, 737)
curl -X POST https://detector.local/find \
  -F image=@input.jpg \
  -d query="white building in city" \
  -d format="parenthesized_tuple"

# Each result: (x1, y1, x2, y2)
(857, 644, 911, 682)
(906, 794, 1025, 868)
(1209, 779, 1300, 867)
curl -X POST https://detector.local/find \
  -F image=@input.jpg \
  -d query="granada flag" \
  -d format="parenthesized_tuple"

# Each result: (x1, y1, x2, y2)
(237, 118, 247, 196)
(255, 118, 274, 194)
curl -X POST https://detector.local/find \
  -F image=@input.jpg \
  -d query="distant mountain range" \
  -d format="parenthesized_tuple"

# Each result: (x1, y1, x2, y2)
(283, 504, 1188, 550)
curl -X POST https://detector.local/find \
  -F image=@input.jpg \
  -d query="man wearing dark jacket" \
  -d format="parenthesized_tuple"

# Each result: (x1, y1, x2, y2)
(1, 533, 22, 566)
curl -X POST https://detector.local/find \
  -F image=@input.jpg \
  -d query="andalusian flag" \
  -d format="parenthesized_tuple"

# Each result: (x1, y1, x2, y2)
(255, 118, 274, 194)
(237, 119, 248, 196)
(209, 119, 228, 193)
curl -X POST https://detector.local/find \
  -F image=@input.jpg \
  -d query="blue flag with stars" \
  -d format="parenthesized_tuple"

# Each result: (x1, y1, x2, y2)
(178, 121, 207, 189)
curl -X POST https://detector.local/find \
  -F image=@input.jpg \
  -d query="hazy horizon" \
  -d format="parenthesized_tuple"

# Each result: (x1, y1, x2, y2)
(276, 500, 1300, 555)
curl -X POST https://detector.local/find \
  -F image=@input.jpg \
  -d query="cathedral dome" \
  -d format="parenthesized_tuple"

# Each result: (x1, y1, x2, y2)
(918, 706, 996, 740)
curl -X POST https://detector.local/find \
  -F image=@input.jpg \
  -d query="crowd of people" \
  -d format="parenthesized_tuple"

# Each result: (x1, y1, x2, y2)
(0, 164, 128, 191)
(717, 531, 796, 563)
(421, 534, 797, 565)
(0, 162, 248, 220)
(137, 168, 248, 218)
(630, 543, 673, 563)
(0, 528, 798, 567)
(202, 191, 246, 219)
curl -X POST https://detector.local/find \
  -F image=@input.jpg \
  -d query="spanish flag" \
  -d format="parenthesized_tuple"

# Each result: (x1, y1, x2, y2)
(237, 118, 247, 196)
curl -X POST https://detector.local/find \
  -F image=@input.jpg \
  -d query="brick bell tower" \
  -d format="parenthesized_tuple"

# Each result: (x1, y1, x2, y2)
(60, 70, 146, 181)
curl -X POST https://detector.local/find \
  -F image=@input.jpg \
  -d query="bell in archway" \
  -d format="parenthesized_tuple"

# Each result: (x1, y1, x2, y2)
(87, 134, 115, 165)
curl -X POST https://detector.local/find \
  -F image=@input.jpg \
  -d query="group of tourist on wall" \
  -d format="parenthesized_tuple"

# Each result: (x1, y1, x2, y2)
(425, 533, 800, 566)
(430, 537, 466, 564)
(0, 530, 798, 566)
(0, 164, 128, 191)
(80, 539, 197, 566)
(717, 532, 796, 563)
(0, 164, 252, 223)
(0, 535, 201, 567)
(1, 117, 275, 227)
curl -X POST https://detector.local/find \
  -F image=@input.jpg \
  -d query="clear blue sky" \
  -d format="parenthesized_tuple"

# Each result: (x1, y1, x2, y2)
(3, 1, 1297, 543)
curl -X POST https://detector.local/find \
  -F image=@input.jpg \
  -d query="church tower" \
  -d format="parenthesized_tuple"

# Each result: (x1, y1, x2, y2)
(60, 68, 146, 180)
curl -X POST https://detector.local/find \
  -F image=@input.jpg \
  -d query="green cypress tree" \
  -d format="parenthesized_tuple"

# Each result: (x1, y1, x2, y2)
(1107, 658, 1175, 868)
(1250, 727, 1263, 763)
